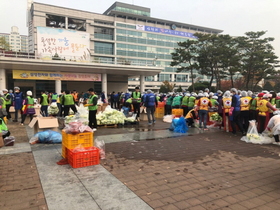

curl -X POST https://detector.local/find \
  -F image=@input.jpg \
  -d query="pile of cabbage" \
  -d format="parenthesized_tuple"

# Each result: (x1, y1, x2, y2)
(210, 113, 222, 122)
(96, 108, 136, 125)
(97, 109, 126, 125)
(48, 102, 59, 115)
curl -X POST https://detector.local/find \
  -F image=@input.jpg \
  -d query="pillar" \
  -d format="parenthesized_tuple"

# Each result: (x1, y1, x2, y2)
(102, 73, 107, 98)
(0, 69, 6, 90)
(140, 75, 145, 92)
(55, 80, 61, 94)
(154, 75, 158, 82)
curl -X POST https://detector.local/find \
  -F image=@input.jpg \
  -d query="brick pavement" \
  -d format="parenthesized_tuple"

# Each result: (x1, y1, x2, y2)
(0, 122, 48, 210)
(0, 152, 48, 210)
(101, 131, 280, 210)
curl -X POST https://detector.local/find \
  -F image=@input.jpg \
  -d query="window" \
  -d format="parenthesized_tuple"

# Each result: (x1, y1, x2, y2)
(94, 27, 114, 40)
(68, 17, 86, 31)
(94, 42, 114, 55)
(158, 74, 171, 82)
(175, 74, 188, 82)
(46, 14, 65, 28)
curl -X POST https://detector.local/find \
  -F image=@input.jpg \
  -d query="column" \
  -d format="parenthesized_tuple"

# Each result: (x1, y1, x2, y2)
(65, 17, 68, 29)
(140, 75, 145, 92)
(154, 75, 158, 82)
(55, 80, 61, 94)
(102, 73, 107, 98)
(171, 74, 175, 82)
(0, 69, 6, 90)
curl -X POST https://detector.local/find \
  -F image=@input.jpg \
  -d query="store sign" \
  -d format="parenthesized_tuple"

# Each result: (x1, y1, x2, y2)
(37, 27, 90, 61)
(136, 24, 196, 38)
(13, 70, 101, 81)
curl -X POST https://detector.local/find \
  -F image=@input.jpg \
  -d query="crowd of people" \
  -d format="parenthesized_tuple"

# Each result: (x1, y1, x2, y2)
(1, 86, 280, 142)
(108, 87, 280, 137)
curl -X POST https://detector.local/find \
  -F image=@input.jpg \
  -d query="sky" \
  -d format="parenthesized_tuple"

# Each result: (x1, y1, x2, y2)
(1, 0, 280, 60)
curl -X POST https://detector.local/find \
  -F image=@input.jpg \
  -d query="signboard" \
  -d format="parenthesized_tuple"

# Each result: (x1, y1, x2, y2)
(36, 27, 90, 61)
(13, 70, 101, 81)
(136, 24, 196, 39)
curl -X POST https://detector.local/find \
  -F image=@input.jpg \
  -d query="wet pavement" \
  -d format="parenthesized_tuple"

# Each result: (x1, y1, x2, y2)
(1, 119, 280, 209)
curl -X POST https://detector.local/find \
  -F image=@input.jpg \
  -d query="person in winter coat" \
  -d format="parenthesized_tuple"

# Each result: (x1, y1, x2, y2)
(230, 88, 245, 135)
(2, 89, 12, 120)
(21, 91, 36, 125)
(143, 90, 158, 125)
(13, 87, 24, 122)
(40, 91, 49, 117)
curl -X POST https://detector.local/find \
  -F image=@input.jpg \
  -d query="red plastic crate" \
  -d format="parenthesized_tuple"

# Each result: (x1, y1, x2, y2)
(68, 147, 100, 168)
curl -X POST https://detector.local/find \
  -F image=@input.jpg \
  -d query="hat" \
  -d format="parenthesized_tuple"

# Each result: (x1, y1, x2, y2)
(14, 87, 20, 90)
(2, 89, 8, 92)
(147, 89, 152, 93)
(262, 94, 269, 99)
(258, 93, 264, 97)
(27, 91, 32, 96)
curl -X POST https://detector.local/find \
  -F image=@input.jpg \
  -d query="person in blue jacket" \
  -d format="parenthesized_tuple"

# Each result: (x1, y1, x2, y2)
(230, 88, 245, 135)
(143, 90, 158, 125)
(13, 87, 24, 122)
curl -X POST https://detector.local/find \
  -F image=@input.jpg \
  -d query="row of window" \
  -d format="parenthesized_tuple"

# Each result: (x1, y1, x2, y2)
(113, 6, 150, 17)
(116, 35, 180, 48)
(116, 28, 190, 42)
(116, 50, 172, 60)
(116, 43, 174, 54)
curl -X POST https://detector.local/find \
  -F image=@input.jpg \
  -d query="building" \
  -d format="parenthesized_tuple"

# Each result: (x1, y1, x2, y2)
(26, 1, 222, 92)
(0, 26, 29, 52)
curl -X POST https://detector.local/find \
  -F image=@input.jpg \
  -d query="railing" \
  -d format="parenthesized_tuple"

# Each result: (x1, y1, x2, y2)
(0, 51, 156, 67)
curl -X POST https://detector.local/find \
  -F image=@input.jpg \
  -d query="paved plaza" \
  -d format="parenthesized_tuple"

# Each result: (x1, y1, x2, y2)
(1, 120, 280, 210)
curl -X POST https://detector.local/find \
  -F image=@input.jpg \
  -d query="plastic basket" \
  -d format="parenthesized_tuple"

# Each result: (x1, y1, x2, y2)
(61, 144, 68, 159)
(158, 102, 165, 108)
(155, 107, 164, 114)
(62, 131, 94, 149)
(68, 147, 100, 168)
(172, 109, 183, 116)
(155, 112, 164, 119)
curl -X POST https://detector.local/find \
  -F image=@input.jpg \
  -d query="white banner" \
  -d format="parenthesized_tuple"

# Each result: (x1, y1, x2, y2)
(37, 27, 90, 61)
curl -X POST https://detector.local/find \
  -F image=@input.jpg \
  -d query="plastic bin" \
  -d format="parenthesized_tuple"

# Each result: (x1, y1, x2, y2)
(155, 107, 164, 114)
(158, 102, 165, 108)
(61, 144, 68, 159)
(172, 109, 183, 117)
(62, 131, 94, 149)
(68, 147, 100, 168)
(155, 112, 164, 119)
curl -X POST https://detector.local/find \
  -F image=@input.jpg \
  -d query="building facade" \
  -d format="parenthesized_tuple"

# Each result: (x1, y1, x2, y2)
(28, 1, 222, 92)
(0, 26, 28, 52)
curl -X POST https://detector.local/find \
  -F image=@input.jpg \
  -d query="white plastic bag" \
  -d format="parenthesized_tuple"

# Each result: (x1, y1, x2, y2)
(95, 139, 105, 159)
(163, 115, 173, 123)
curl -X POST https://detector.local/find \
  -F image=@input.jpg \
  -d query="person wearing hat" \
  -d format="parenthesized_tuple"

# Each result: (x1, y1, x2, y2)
(13, 87, 24, 122)
(3, 89, 12, 120)
(86, 88, 98, 131)
(197, 93, 212, 130)
(266, 111, 280, 145)
(21, 91, 35, 125)
(143, 89, 158, 125)
(0, 91, 7, 120)
(257, 94, 277, 133)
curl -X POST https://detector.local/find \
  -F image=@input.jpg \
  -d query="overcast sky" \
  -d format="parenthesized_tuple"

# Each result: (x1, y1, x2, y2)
(1, 0, 280, 60)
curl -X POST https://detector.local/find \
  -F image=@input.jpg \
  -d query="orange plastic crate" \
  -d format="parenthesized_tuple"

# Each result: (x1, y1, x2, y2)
(62, 131, 94, 149)
(61, 144, 68, 159)
(172, 109, 183, 116)
(155, 107, 164, 114)
(157, 102, 165, 108)
(155, 112, 164, 119)
(68, 147, 100, 168)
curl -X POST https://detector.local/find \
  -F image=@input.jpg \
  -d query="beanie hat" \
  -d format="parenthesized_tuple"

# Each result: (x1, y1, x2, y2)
(258, 93, 264, 97)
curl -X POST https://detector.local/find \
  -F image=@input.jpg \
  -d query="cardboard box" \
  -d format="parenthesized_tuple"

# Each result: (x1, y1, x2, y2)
(29, 117, 59, 133)
(97, 105, 102, 114)
(0, 133, 4, 148)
